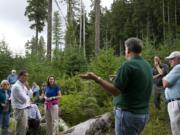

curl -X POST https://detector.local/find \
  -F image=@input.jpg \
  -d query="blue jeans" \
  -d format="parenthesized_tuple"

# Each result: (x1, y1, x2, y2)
(0, 112, 10, 135)
(114, 108, 149, 135)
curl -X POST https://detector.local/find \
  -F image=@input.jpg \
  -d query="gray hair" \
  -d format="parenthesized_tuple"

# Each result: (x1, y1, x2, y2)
(1, 80, 10, 85)
(125, 37, 143, 54)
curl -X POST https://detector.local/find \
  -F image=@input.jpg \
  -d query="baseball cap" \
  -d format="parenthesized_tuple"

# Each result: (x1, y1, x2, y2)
(165, 51, 180, 60)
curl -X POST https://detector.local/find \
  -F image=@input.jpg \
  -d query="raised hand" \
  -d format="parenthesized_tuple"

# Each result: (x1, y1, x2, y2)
(79, 72, 98, 81)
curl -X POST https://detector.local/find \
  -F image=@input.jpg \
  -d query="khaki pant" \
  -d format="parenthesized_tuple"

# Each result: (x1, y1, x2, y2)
(45, 105, 59, 135)
(14, 108, 28, 135)
(168, 100, 180, 135)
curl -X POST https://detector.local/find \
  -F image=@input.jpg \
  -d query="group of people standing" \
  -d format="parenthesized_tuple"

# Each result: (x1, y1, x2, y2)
(80, 37, 180, 135)
(0, 37, 179, 135)
(0, 70, 62, 135)
(152, 52, 180, 135)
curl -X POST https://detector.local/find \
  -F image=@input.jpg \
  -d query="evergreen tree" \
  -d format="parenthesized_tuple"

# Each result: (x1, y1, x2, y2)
(0, 39, 11, 56)
(25, 0, 48, 55)
(53, 11, 63, 51)
(95, 0, 101, 55)
(38, 36, 46, 59)
(64, 0, 80, 49)
(25, 36, 46, 59)
(52, 11, 64, 73)
(0, 39, 12, 80)
(47, 0, 52, 61)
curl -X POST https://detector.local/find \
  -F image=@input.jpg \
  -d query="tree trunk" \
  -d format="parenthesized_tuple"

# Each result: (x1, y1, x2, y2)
(79, 0, 82, 49)
(62, 112, 114, 135)
(67, 0, 72, 24)
(162, 0, 166, 41)
(83, 4, 86, 58)
(174, 0, 177, 38)
(167, 0, 170, 33)
(146, 2, 150, 40)
(47, 0, 52, 61)
(95, 0, 100, 55)
(35, 27, 38, 55)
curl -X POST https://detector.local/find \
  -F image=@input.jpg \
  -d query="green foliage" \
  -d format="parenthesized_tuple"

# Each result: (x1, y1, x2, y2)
(60, 94, 84, 126)
(0, 54, 12, 80)
(9, 118, 15, 129)
(60, 94, 101, 126)
(25, 36, 46, 59)
(53, 11, 63, 50)
(25, 0, 47, 32)
(58, 75, 82, 95)
(64, 48, 87, 76)
(25, 0, 47, 56)
(89, 48, 125, 107)
(86, 0, 180, 55)
(0, 40, 13, 80)
(90, 48, 122, 79)
(23, 56, 55, 85)
(143, 38, 180, 65)
(65, 23, 78, 49)
(38, 36, 46, 59)
(52, 50, 65, 76)
(141, 97, 171, 135)
(2, 0, 180, 131)
(82, 97, 101, 117)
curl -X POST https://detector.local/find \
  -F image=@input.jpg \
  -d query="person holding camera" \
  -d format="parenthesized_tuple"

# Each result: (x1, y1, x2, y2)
(153, 56, 169, 109)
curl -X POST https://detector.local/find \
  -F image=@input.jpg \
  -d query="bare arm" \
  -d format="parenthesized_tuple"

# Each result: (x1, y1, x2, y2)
(153, 74, 161, 79)
(80, 72, 120, 96)
(155, 65, 164, 75)
(162, 79, 169, 88)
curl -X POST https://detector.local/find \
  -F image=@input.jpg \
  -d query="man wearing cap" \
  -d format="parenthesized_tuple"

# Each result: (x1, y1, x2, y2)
(163, 51, 180, 135)
(7, 69, 18, 86)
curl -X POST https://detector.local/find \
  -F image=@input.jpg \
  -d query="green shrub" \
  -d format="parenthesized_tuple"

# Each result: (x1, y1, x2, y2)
(60, 94, 85, 125)
(142, 97, 171, 135)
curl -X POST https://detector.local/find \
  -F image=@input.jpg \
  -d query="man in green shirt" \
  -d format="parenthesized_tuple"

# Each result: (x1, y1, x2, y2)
(80, 37, 153, 135)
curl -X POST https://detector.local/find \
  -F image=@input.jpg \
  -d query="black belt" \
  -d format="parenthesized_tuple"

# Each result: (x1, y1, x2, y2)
(167, 98, 180, 103)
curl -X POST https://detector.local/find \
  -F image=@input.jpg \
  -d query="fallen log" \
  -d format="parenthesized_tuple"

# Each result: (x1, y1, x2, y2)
(62, 112, 114, 135)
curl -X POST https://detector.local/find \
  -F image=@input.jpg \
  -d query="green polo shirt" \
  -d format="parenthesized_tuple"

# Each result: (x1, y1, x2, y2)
(113, 56, 153, 114)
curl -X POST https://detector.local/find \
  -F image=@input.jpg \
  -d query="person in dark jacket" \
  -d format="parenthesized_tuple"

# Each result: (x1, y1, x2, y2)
(0, 80, 11, 135)
(153, 56, 169, 109)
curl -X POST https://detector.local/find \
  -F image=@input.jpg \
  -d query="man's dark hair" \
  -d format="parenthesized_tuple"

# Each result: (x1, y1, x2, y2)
(125, 37, 143, 54)
(18, 70, 28, 78)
